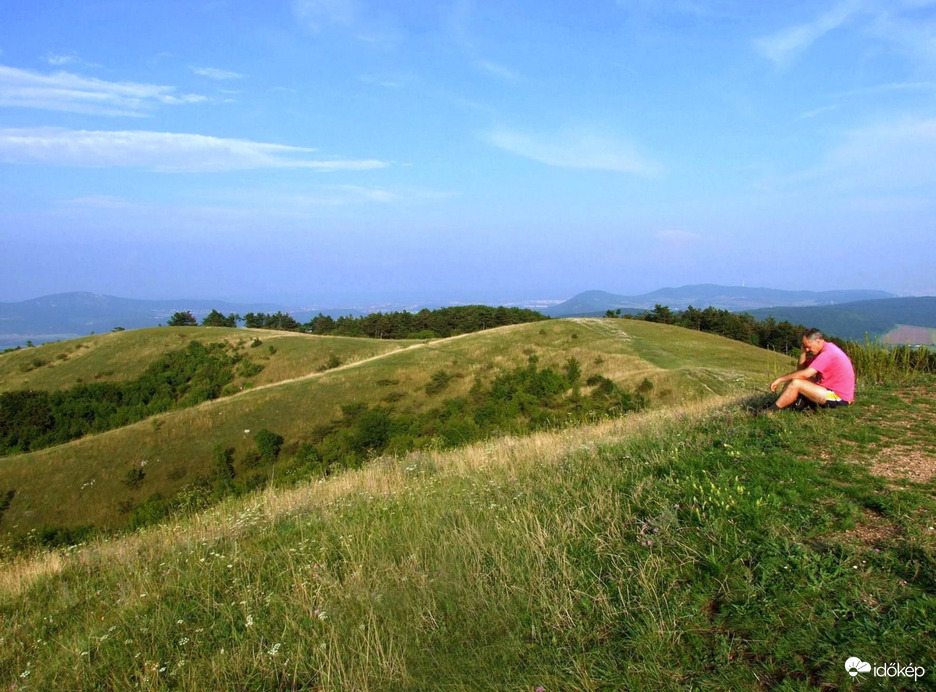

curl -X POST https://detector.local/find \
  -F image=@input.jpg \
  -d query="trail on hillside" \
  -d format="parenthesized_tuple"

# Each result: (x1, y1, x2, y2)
(569, 317, 633, 341)
(228, 323, 522, 400)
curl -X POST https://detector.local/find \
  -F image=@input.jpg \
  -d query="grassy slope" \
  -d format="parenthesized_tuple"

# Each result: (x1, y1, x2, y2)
(0, 320, 790, 537)
(0, 326, 413, 394)
(1, 376, 933, 690)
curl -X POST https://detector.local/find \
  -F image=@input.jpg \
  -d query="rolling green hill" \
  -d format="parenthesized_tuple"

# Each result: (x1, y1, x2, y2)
(0, 319, 791, 540)
(746, 296, 936, 342)
(1, 370, 933, 689)
(0, 326, 413, 395)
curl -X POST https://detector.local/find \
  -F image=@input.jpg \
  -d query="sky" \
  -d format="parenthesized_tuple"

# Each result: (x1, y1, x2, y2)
(2, 0, 936, 308)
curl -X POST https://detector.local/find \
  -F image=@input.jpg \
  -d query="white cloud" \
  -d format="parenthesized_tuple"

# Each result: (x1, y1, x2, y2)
(0, 128, 388, 172)
(44, 53, 78, 66)
(0, 64, 205, 116)
(191, 66, 244, 80)
(477, 59, 519, 81)
(293, 0, 359, 32)
(754, 0, 864, 67)
(484, 126, 663, 176)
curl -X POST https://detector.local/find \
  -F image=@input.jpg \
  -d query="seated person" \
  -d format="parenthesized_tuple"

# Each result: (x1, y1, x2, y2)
(768, 328, 855, 411)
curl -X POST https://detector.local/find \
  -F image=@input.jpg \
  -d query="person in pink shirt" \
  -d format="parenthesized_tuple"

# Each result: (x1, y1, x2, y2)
(768, 328, 855, 411)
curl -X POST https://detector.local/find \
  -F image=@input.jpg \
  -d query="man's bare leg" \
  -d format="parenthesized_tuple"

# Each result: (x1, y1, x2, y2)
(775, 379, 829, 408)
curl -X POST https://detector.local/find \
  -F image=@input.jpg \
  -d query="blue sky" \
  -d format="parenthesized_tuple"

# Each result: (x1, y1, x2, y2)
(2, 0, 935, 307)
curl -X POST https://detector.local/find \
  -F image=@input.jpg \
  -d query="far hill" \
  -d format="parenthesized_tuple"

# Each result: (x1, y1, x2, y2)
(0, 319, 791, 539)
(0, 292, 365, 350)
(545, 285, 894, 317)
(746, 296, 936, 342)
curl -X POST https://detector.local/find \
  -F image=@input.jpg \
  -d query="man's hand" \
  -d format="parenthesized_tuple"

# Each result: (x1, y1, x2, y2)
(770, 378, 784, 392)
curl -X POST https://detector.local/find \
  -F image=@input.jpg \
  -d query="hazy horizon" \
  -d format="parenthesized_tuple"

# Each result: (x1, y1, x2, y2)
(3, 1, 936, 305)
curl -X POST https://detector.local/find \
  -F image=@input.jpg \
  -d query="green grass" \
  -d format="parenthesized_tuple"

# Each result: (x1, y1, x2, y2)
(0, 327, 413, 394)
(844, 340, 936, 386)
(1, 377, 933, 690)
(0, 320, 791, 539)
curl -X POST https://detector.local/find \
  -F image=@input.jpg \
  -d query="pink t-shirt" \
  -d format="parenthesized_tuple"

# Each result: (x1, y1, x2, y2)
(808, 342, 855, 402)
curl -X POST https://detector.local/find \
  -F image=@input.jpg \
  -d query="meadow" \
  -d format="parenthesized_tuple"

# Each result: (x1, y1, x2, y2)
(1, 375, 933, 689)
(0, 319, 788, 539)
(2, 320, 933, 689)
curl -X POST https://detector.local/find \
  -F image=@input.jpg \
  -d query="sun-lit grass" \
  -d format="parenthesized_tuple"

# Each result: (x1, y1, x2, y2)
(2, 379, 933, 689)
(845, 339, 936, 386)
(0, 320, 791, 538)
(0, 326, 411, 394)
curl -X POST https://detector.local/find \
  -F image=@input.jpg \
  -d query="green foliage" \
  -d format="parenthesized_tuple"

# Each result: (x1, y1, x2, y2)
(167, 311, 197, 327)
(126, 493, 173, 531)
(319, 353, 343, 371)
(123, 467, 145, 489)
(0, 341, 253, 455)
(299, 360, 647, 471)
(26, 524, 96, 549)
(243, 311, 299, 331)
(253, 429, 284, 460)
(304, 305, 548, 339)
(844, 341, 936, 385)
(424, 369, 453, 395)
(237, 360, 264, 378)
(212, 445, 235, 480)
(201, 309, 240, 327)
(0, 489, 14, 524)
(563, 357, 581, 384)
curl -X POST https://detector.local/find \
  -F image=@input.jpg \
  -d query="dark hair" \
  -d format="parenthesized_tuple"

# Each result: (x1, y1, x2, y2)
(802, 327, 824, 341)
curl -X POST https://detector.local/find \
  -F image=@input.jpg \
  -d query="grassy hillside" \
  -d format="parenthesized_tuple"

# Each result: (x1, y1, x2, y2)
(0, 326, 413, 394)
(746, 296, 936, 342)
(0, 320, 790, 539)
(1, 374, 933, 689)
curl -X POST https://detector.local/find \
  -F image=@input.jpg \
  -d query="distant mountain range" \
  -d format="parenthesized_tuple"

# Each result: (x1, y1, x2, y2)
(543, 285, 896, 317)
(0, 293, 364, 350)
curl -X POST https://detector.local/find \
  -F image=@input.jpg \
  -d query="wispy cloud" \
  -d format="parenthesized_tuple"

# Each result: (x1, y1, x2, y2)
(798, 105, 839, 120)
(0, 128, 388, 172)
(476, 59, 519, 81)
(484, 126, 663, 176)
(754, 0, 863, 67)
(293, 0, 359, 32)
(0, 64, 205, 116)
(816, 116, 936, 188)
(190, 66, 244, 80)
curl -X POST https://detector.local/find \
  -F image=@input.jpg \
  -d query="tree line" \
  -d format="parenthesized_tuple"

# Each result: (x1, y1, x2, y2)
(608, 304, 806, 354)
(168, 305, 548, 339)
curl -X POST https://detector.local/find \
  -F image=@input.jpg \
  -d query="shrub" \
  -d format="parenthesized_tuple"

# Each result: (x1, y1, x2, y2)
(124, 467, 146, 489)
(425, 369, 454, 395)
(254, 429, 284, 460)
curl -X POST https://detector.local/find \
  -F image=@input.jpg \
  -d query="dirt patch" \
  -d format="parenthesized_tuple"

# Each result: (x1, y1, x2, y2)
(881, 325, 936, 347)
(865, 445, 936, 484)
(840, 509, 901, 547)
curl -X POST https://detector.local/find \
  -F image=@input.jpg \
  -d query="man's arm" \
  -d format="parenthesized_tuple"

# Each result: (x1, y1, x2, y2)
(770, 366, 819, 392)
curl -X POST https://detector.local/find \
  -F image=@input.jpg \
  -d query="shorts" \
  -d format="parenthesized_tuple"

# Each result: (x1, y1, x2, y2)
(791, 391, 850, 411)
(818, 390, 849, 408)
